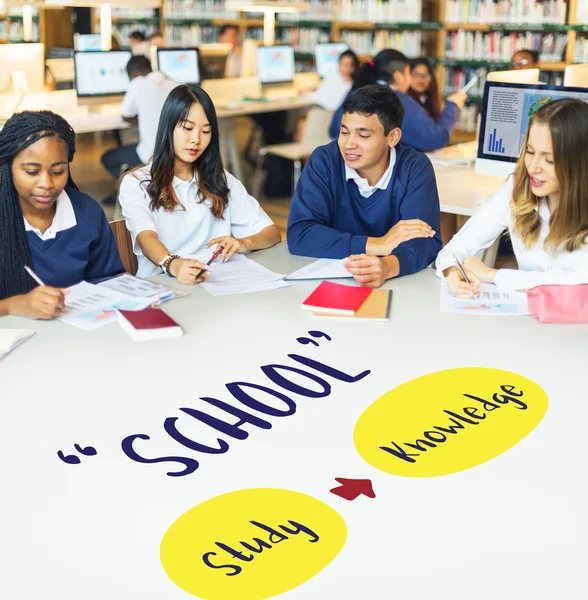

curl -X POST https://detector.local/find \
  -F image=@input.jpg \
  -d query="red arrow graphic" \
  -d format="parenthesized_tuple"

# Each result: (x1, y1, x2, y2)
(330, 478, 376, 501)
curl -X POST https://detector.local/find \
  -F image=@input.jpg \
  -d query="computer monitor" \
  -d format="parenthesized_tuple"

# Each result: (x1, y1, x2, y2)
(199, 43, 232, 80)
(74, 34, 102, 52)
(476, 81, 588, 177)
(314, 43, 348, 78)
(157, 48, 200, 84)
(0, 43, 45, 93)
(487, 68, 540, 84)
(74, 50, 132, 98)
(256, 45, 295, 84)
(564, 64, 588, 88)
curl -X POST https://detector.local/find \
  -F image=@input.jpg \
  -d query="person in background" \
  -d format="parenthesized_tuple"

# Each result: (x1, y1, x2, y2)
(437, 99, 588, 297)
(148, 31, 165, 49)
(119, 85, 281, 281)
(128, 30, 148, 56)
(329, 49, 466, 152)
(314, 49, 360, 110)
(218, 25, 242, 78)
(288, 85, 442, 288)
(101, 56, 179, 191)
(407, 58, 442, 122)
(0, 111, 124, 319)
(511, 49, 540, 70)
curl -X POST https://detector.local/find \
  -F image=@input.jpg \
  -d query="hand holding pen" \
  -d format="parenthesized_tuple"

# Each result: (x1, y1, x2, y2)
(445, 254, 480, 299)
(15, 265, 70, 320)
(195, 245, 224, 280)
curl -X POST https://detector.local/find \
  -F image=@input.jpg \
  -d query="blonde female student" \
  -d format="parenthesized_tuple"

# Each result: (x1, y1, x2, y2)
(0, 111, 124, 319)
(437, 98, 588, 297)
(119, 85, 281, 282)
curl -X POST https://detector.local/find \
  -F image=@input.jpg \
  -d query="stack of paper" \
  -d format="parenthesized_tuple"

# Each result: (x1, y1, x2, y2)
(285, 258, 352, 280)
(98, 273, 182, 304)
(440, 283, 530, 317)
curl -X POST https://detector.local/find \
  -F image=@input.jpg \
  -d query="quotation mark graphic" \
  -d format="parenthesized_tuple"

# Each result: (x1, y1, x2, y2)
(57, 444, 98, 465)
(296, 330, 332, 347)
(330, 478, 376, 502)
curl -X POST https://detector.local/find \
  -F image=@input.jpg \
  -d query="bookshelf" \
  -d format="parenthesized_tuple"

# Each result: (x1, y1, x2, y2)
(0, 2, 40, 43)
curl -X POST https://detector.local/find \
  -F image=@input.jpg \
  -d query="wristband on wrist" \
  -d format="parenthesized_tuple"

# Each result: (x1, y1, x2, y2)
(161, 254, 180, 277)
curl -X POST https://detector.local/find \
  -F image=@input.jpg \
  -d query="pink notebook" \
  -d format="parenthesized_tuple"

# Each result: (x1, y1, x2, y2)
(118, 308, 183, 341)
(301, 281, 372, 315)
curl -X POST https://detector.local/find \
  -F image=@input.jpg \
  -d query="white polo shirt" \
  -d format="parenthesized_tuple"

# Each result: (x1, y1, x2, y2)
(23, 190, 76, 241)
(436, 177, 588, 289)
(119, 165, 275, 278)
(121, 72, 180, 163)
(344, 148, 397, 198)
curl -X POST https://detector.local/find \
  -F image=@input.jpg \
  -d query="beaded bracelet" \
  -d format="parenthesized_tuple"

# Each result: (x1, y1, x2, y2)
(162, 254, 180, 277)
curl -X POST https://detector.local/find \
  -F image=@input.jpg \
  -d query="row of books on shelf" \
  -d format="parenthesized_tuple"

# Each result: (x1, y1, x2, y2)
(445, 0, 567, 24)
(277, 0, 334, 22)
(111, 7, 156, 20)
(165, 24, 220, 46)
(455, 104, 479, 132)
(163, 0, 238, 20)
(0, 21, 40, 41)
(446, 30, 567, 62)
(340, 30, 422, 57)
(574, 38, 588, 64)
(278, 27, 331, 52)
(103, 23, 158, 42)
(337, 0, 422, 23)
(6, 7, 39, 17)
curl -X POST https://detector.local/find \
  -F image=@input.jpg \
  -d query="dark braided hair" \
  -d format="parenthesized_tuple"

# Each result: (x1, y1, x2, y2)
(0, 110, 77, 300)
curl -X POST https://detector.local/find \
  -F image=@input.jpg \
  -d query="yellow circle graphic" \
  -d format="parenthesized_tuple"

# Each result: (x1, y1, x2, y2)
(160, 488, 347, 600)
(354, 368, 548, 478)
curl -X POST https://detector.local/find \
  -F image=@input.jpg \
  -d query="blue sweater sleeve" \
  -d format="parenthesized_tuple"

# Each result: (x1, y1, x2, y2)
(329, 104, 343, 139)
(400, 96, 458, 152)
(287, 149, 368, 259)
(391, 155, 443, 277)
(74, 195, 125, 281)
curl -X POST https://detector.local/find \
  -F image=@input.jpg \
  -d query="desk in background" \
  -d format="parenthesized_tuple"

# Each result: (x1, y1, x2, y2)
(1, 242, 586, 599)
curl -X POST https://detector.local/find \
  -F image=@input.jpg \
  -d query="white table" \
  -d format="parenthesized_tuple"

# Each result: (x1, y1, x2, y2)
(1, 243, 586, 600)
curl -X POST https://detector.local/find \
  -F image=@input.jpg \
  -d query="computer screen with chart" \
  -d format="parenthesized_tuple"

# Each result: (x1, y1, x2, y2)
(256, 45, 295, 84)
(314, 43, 348, 78)
(74, 50, 131, 97)
(476, 81, 588, 177)
(157, 48, 200, 84)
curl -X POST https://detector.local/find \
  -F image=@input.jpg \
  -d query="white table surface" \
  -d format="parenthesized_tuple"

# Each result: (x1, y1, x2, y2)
(1, 243, 586, 600)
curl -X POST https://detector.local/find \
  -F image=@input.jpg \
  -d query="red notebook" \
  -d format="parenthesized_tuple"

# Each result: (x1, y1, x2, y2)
(301, 281, 372, 315)
(118, 308, 183, 342)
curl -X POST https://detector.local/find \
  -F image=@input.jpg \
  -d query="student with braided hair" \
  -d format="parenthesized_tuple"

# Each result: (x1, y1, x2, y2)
(0, 110, 124, 319)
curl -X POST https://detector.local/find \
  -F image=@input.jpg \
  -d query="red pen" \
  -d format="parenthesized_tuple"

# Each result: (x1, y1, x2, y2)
(195, 245, 223, 279)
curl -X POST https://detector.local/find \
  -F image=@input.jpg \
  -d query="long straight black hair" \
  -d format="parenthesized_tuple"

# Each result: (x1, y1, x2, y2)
(0, 110, 76, 300)
(145, 85, 230, 218)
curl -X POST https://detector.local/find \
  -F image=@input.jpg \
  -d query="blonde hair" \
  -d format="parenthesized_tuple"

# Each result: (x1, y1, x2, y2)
(511, 98, 588, 253)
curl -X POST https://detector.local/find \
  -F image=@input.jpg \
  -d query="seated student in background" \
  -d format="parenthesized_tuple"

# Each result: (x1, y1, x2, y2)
(287, 85, 442, 288)
(119, 85, 281, 281)
(329, 49, 466, 152)
(218, 25, 242, 78)
(128, 30, 149, 56)
(407, 58, 441, 122)
(314, 50, 360, 110)
(511, 49, 540, 70)
(0, 111, 124, 319)
(148, 30, 165, 49)
(101, 56, 179, 184)
(437, 99, 588, 297)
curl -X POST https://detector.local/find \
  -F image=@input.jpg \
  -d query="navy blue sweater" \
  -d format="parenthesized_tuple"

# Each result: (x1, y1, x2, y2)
(287, 142, 442, 277)
(27, 189, 124, 288)
(329, 90, 458, 152)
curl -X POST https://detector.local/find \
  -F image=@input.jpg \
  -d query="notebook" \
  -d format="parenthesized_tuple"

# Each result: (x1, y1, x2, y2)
(118, 308, 183, 342)
(301, 281, 372, 315)
(0, 328, 35, 361)
(313, 289, 392, 321)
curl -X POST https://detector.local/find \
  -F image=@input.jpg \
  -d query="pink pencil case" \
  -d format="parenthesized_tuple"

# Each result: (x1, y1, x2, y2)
(528, 284, 588, 323)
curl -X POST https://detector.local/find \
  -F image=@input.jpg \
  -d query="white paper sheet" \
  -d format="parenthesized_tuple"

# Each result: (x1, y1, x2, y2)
(193, 253, 288, 297)
(59, 282, 151, 331)
(285, 258, 352, 280)
(440, 283, 530, 317)
(98, 274, 178, 303)
(0, 329, 35, 361)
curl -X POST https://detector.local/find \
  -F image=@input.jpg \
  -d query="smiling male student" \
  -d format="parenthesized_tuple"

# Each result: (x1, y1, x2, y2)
(287, 85, 442, 287)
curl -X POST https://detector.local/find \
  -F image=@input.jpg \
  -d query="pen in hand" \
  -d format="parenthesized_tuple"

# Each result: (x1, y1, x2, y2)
(24, 264, 46, 287)
(195, 245, 224, 280)
(452, 254, 478, 298)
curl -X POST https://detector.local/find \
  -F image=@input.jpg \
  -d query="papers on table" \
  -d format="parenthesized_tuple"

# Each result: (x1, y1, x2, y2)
(198, 253, 288, 297)
(285, 258, 352, 280)
(98, 273, 184, 304)
(440, 283, 530, 317)
(0, 329, 35, 361)
(59, 281, 153, 331)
